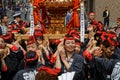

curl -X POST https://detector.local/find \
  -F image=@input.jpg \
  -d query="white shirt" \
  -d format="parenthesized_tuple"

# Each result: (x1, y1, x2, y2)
(106, 10, 109, 17)
(0, 24, 8, 35)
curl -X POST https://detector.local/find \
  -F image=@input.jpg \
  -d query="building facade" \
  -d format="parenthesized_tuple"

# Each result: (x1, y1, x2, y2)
(86, 0, 120, 23)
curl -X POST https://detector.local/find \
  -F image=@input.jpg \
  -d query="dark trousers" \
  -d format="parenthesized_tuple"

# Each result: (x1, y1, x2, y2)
(104, 18, 109, 30)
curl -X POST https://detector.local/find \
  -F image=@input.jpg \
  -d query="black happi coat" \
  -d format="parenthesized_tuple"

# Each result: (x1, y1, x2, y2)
(0, 27, 2, 35)
(103, 10, 110, 19)
(13, 62, 43, 80)
(60, 52, 84, 80)
(110, 47, 120, 60)
(84, 57, 118, 80)
(1, 48, 24, 80)
(80, 38, 90, 55)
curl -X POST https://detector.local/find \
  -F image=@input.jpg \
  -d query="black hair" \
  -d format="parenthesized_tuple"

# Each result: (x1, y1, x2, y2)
(75, 39, 80, 43)
(35, 70, 58, 80)
(13, 15, 21, 19)
(94, 33, 102, 46)
(88, 11, 95, 15)
(26, 51, 37, 59)
(35, 36, 44, 41)
(4, 33, 16, 44)
(0, 15, 8, 21)
(25, 51, 38, 67)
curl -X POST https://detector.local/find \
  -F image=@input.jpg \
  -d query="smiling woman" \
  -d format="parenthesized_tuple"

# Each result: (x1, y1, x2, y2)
(64, 36, 76, 53)
(59, 34, 84, 80)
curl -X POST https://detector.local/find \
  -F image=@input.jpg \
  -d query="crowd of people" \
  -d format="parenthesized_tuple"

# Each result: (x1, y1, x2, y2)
(0, 5, 120, 80)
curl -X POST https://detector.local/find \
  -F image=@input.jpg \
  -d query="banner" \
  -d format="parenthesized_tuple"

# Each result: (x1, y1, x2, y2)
(80, 2, 85, 42)
(30, 4, 34, 36)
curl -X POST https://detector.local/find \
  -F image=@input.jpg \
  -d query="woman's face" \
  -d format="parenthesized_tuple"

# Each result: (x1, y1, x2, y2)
(64, 40, 76, 53)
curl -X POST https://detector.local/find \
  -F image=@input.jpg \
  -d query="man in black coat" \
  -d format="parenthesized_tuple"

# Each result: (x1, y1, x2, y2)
(0, 37, 24, 80)
(103, 6, 110, 30)
(13, 51, 40, 80)
(83, 50, 120, 80)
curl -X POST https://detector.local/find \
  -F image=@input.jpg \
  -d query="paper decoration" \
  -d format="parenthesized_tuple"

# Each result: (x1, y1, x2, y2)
(58, 72, 75, 80)
(30, 4, 34, 36)
(80, 2, 85, 42)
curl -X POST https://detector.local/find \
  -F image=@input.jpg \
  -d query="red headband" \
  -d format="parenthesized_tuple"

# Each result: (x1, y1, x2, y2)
(3, 32, 12, 40)
(65, 37, 75, 40)
(69, 30, 77, 35)
(24, 53, 38, 62)
(101, 32, 119, 46)
(89, 12, 95, 15)
(27, 36, 36, 45)
(101, 32, 107, 41)
(76, 42, 82, 46)
(34, 32, 43, 37)
(24, 52, 38, 68)
(12, 30, 20, 33)
(72, 34, 80, 40)
(34, 28, 41, 31)
(34, 28, 43, 37)
(55, 39, 61, 45)
(69, 30, 80, 35)
(107, 34, 119, 46)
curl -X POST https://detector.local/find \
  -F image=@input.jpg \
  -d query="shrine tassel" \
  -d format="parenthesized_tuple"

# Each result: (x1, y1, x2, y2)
(80, 2, 85, 42)
(30, 4, 35, 36)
